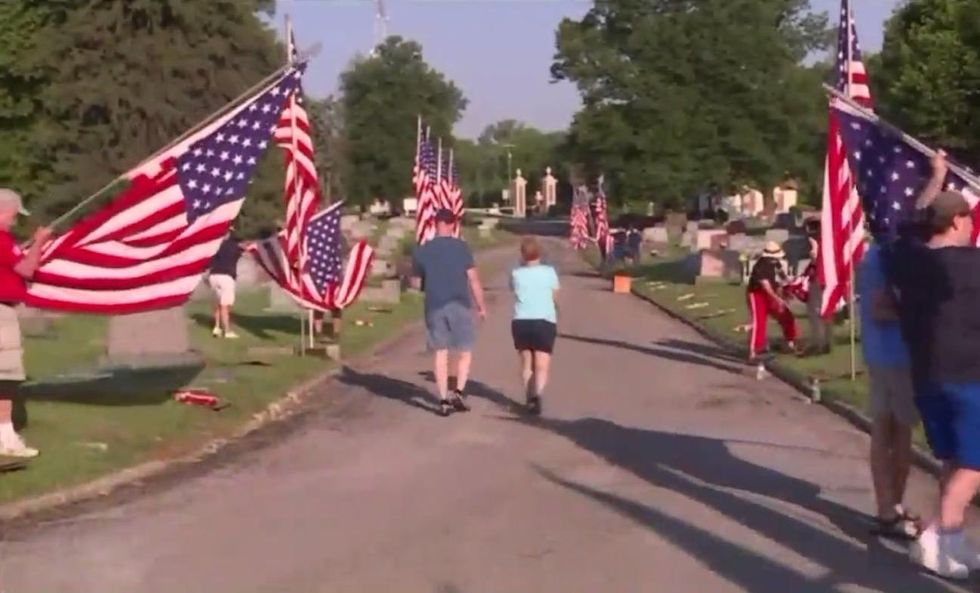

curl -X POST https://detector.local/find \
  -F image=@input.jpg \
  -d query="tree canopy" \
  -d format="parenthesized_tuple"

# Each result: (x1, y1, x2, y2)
(552, 0, 832, 207)
(339, 36, 467, 206)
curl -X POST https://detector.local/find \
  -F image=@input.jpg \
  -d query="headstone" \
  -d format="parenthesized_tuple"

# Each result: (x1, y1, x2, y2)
(728, 233, 759, 253)
(370, 258, 393, 278)
(402, 197, 418, 216)
(479, 217, 500, 230)
(105, 307, 201, 368)
(368, 199, 391, 217)
(360, 279, 401, 305)
(697, 250, 743, 282)
(489, 203, 501, 215)
(686, 221, 699, 232)
(350, 221, 374, 240)
(646, 202, 655, 217)
(725, 220, 748, 235)
(709, 233, 729, 250)
(643, 225, 669, 244)
(377, 235, 400, 256)
(774, 186, 798, 214)
(266, 284, 301, 313)
(695, 229, 728, 251)
(340, 214, 360, 232)
(765, 228, 790, 245)
(513, 170, 528, 218)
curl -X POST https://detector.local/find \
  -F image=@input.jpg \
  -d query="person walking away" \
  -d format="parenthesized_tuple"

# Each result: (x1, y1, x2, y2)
(858, 242, 919, 540)
(625, 225, 642, 267)
(746, 242, 799, 363)
(510, 236, 559, 415)
(0, 189, 51, 457)
(804, 219, 833, 354)
(208, 230, 248, 339)
(412, 209, 487, 417)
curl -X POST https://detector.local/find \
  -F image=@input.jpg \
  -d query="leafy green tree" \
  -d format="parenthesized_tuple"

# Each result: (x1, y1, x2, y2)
(875, 0, 980, 164)
(339, 36, 467, 206)
(552, 0, 831, 207)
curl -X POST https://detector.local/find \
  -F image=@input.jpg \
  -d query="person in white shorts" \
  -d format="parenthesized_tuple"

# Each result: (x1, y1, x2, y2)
(208, 231, 248, 339)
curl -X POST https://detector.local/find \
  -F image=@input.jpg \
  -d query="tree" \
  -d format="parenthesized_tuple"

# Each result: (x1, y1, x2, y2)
(2, 0, 283, 237)
(339, 36, 467, 206)
(552, 0, 832, 206)
(875, 0, 980, 164)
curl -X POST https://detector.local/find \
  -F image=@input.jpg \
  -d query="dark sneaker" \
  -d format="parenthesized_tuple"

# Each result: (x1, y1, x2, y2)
(450, 390, 470, 412)
(438, 399, 453, 417)
(526, 396, 542, 416)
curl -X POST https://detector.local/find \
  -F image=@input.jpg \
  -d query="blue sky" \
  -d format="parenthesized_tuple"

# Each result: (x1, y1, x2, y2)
(278, 0, 901, 139)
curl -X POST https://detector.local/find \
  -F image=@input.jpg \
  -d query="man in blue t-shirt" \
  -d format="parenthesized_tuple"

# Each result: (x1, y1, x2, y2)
(858, 242, 918, 540)
(412, 209, 487, 417)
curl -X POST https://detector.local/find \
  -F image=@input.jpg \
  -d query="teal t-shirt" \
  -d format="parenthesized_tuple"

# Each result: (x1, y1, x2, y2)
(511, 264, 559, 323)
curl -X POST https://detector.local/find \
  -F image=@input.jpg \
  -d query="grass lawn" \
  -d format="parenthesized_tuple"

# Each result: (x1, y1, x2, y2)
(0, 226, 513, 506)
(585, 246, 900, 432)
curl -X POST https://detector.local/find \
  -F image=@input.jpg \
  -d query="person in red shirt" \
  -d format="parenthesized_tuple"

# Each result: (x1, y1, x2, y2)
(746, 242, 799, 362)
(0, 189, 52, 458)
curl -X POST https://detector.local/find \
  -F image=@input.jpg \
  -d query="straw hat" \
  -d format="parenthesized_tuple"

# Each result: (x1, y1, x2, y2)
(761, 241, 785, 259)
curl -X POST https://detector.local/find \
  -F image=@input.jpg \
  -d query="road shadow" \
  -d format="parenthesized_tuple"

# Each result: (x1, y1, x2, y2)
(337, 366, 442, 416)
(520, 416, 963, 592)
(416, 371, 522, 413)
(191, 312, 302, 341)
(654, 338, 746, 365)
(560, 333, 746, 376)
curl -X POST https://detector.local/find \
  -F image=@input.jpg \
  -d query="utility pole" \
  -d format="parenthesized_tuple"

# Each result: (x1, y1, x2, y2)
(370, 0, 388, 56)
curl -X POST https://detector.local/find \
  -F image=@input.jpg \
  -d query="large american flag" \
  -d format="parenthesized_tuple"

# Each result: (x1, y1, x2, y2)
(446, 151, 464, 237)
(832, 100, 980, 245)
(274, 28, 319, 283)
(414, 131, 439, 244)
(251, 201, 373, 310)
(569, 202, 590, 249)
(593, 175, 612, 257)
(24, 67, 304, 313)
(818, 0, 871, 318)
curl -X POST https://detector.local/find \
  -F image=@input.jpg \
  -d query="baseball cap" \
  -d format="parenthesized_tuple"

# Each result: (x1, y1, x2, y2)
(0, 189, 29, 216)
(434, 208, 456, 224)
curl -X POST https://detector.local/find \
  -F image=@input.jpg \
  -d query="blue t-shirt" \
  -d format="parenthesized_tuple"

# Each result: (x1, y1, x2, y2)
(858, 244, 909, 368)
(511, 264, 559, 323)
(412, 237, 474, 312)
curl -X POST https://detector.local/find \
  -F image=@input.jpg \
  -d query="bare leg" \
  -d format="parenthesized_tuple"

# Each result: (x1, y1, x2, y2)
(434, 349, 449, 400)
(455, 351, 472, 393)
(212, 304, 221, 330)
(533, 351, 552, 397)
(0, 397, 10, 425)
(519, 351, 533, 398)
(940, 468, 980, 531)
(870, 414, 898, 518)
(219, 305, 232, 333)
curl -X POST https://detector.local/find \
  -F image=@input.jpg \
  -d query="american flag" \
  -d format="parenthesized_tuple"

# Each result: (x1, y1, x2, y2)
(569, 203, 590, 249)
(24, 66, 304, 313)
(274, 27, 320, 282)
(593, 175, 612, 257)
(447, 151, 464, 237)
(251, 201, 374, 310)
(414, 132, 439, 244)
(818, 0, 871, 318)
(832, 101, 980, 244)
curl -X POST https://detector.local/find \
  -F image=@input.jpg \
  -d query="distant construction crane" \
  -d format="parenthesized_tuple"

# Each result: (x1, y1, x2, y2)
(370, 0, 388, 56)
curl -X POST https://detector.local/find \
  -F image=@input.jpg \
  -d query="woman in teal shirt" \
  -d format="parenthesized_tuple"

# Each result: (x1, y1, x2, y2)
(510, 236, 560, 415)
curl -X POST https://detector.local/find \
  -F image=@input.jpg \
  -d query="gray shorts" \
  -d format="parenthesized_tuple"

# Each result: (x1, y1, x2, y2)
(425, 301, 475, 352)
(868, 366, 918, 425)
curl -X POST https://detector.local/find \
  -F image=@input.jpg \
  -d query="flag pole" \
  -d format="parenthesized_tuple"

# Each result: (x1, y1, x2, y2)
(284, 13, 307, 357)
(844, 0, 858, 382)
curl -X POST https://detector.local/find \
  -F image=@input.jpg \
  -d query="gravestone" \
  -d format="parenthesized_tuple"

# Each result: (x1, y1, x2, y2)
(377, 235, 400, 256)
(340, 214, 360, 232)
(697, 250, 743, 283)
(646, 202, 655, 217)
(370, 258, 393, 278)
(765, 228, 790, 245)
(643, 226, 669, 244)
(266, 284, 301, 313)
(686, 221, 699, 233)
(105, 307, 202, 368)
(351, 221, 374, 240)
(402, 197, 419, 216)
(709, 233, 729, 250)
(728, 233, 765, 254)
(360, 279, 401, 305)
(695, 229, 728, 251)
(480, 217, 500, 230)
(725, 220, 748, 235)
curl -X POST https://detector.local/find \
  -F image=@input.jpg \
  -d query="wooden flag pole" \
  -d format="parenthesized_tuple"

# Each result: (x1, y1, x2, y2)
(283, 14, 307, 356)
(844, 0, 858, 382)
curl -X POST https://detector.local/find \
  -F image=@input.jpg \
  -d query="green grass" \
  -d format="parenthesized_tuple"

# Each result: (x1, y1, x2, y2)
(0, 227, 511, 506)
(587, 246, 896, 431)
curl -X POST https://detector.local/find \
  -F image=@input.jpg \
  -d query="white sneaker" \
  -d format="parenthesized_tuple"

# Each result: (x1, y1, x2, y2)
(212, 326, 222, 337)
(910, 526, 970, 579)
(223, 331, 240, 339)
(0, 432, 39, 458)
(950, 531, 980, 570)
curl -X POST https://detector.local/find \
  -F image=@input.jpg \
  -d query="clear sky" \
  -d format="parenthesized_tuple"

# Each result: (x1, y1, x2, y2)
(277, 0, 901, 139)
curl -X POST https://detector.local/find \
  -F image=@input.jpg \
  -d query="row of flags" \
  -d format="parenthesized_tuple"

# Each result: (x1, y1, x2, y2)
(567, 177, 611, 257)
(22, 23, 372, 315)
(413, 118, 463, 244)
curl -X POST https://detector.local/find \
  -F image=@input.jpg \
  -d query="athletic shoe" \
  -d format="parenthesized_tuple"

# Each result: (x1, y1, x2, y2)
(0, 432, 39, 458)
(526, 395, 542, 416)
(910, 526, 970, 580)
(212, 326, 222, 337)
(223, 331, 240, 339)
(450, 389, 470, 412)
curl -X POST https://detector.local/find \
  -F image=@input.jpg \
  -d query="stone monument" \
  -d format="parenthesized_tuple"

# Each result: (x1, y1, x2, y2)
(105, 307, 202, 368)
(512, 169, 527, 218)
(543, 167, 558, 210)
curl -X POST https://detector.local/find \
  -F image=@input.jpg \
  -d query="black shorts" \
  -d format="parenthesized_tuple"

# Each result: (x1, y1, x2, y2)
(511, 319, 557, 353)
